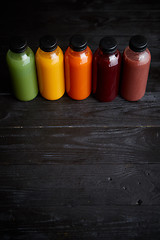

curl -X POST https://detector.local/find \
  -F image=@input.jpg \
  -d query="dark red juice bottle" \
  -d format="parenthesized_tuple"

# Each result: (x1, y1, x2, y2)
(93, 36, 121, 102)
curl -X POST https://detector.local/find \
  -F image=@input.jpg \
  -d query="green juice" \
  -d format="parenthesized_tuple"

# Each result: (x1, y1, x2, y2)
(6, 40, 38, 101)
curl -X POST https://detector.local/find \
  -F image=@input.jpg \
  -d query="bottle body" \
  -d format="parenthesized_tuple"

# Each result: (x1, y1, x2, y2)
(65, 46, 92, 100)
(93, 48, 121, 102)
(6, 47, 38, 101)
(36, 46, 65, 100)
(121, 46, 151, 101)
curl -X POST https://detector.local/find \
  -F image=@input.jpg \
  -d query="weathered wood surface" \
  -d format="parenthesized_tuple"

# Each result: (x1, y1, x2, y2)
(0, 94, 160, 127)
(0, 126, 160, 164)
(0, 206, 160, 240)
(0, 0, 160, 239)
(0, 164, 160, 206)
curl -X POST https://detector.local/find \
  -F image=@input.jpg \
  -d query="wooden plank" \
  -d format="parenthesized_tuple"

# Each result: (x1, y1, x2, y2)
(1, 10, 160, 53)
(30, 0, 160, 12)
(1, 11, 160, 49)
(3, 0, 160, 18)
(0, 206, 160, 239)
(0, 164, 160, 206)
(146, 62, 160, 92)
(0, 127, 160, 164)
(0, 93, 160, 127)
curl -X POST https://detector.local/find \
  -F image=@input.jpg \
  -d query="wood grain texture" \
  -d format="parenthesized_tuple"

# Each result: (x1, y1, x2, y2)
(4, 0, 160, 12)
(0, 164, 160, 206)
(1, 12, 160, 54)
(0, 93, 160, 127)
(0, 126, 160, 164)
(0, 206, 160, 240)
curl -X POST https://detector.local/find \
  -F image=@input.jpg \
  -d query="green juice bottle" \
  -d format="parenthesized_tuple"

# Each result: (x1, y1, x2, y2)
(6, 37, 38, 101)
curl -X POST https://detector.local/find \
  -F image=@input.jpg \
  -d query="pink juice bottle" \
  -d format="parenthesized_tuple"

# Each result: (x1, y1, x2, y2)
(121, 35, 151, 101)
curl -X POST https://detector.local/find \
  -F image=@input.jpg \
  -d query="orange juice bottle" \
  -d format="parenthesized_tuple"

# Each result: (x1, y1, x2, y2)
(65, 35, 92, 100)
(35, 35, 65, 100)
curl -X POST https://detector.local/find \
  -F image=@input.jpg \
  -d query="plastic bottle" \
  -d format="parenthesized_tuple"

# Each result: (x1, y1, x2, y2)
(121, 35, 151, 101)
(65, 35, 92, 100)
(6, 37, 38, 101)
(36, 35, 65, 100)
(93, 36, 121, 102)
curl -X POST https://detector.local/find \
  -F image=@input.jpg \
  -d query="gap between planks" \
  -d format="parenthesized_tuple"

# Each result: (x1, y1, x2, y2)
(0, 125, 160, 129)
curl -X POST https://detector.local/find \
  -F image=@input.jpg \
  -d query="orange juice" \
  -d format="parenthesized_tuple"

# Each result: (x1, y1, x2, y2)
(65, 35, 92, 100)
(36, 35, 65, 100)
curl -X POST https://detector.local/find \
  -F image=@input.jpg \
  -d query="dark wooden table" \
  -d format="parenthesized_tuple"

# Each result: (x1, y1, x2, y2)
(0, 0, 160, 239)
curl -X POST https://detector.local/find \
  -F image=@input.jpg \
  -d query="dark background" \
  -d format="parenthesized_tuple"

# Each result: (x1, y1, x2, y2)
(0, 0, 160, 239)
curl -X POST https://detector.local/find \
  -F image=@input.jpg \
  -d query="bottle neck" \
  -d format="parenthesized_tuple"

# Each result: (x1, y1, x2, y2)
(68, 46, 88, 57)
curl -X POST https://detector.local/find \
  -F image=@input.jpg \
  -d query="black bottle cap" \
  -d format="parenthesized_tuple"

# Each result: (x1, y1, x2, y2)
(129, 35, 148, 52)
(69, 35, 87, 52)
(99, 36, 117, 54)
(9, 37, 27, 53)
(40, 35, 57, 52)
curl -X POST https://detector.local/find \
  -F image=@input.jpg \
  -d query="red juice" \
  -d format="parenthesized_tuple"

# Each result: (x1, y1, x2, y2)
(93, 37, 121, 102)
(121, 35, 151, 101)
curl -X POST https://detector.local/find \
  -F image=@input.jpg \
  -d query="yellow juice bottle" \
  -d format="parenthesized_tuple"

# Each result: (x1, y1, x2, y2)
(35, 35, 65, 100)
